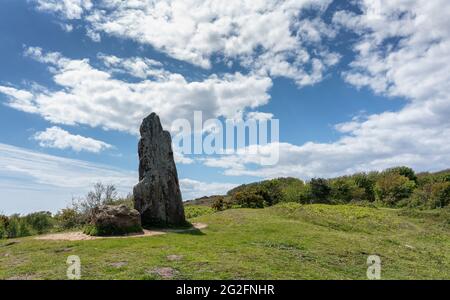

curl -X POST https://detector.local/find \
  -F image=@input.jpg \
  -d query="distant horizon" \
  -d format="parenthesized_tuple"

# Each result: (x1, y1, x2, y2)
(1, 141, 448, 215)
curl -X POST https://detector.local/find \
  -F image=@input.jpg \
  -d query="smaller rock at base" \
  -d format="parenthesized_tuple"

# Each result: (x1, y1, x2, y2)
(85, 205, 143, 236)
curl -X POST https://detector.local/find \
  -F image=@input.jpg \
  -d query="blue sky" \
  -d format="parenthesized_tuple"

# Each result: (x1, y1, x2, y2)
(1, 0, 450, 214)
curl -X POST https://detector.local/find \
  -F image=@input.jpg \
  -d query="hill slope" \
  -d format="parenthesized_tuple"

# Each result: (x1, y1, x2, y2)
(1, 204, 449, 279)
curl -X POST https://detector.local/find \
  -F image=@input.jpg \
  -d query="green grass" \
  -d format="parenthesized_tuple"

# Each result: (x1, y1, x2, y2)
(0, 203, 449, 279)
(184, 205, 214, 219)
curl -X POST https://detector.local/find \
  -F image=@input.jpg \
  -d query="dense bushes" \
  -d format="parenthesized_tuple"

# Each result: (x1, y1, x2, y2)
(23, 211, 54, 234)
(330, 177, 365, 204)
(233, 191, 265, 208)
(1, 183, 132, 239)
(224, 167, 450, 210)
(374, 172, 416, 206)
(229, 179, 285, 208)
(0, 212, 53, 238)
(184, 205, 214, 218)
(54, 208, 82, 230)
(3, 168, 450, 239)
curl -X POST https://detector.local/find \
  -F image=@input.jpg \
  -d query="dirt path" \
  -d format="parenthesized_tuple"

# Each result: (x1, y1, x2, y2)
(35, 223, 208, 241)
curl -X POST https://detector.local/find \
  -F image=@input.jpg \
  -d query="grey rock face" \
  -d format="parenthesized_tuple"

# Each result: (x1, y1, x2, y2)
(133, 113, 186, 227)
(90, 205, 142, 234)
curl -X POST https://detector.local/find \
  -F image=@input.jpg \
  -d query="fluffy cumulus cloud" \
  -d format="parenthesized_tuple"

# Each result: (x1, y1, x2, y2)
(6, 0, 450, 182)
(97, 54, 168, 79)
(179, 178, 237, 200)
(33, 126, 112, 153)
(203, 0, 450, 179)
(33, 0, 92, 19)
(334, 0, 450, 102)
(32, 0, 339, 86)
(0, 47, 272, 134)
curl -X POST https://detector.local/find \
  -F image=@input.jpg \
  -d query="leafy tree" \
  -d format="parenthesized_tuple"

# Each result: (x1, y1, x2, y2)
(429, 182, 450, 208)
(212, 197, 225, 211)
(374, 173, 416, 206)
(353, 172, 377, 201)
(281, 179, 307, 203)
(386, 166, 417, 183)
(233, 191, 264, 208)
(23, 211, 53, 234)
(309, 178, 331, 203)
(258, 180, 283, 206)
(0, 215, 8, 239)
(55, 208, 83, 229)
(330, 177, 365, 203)
(6, 215, 32, 238)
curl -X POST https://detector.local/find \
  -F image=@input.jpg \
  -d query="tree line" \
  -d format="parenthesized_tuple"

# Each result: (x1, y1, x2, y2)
(211, 167, 450, 211)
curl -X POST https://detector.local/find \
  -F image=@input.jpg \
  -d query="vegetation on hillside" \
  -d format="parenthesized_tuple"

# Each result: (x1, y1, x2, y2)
(0, 183, 133, 239)
(201, 167, 450, 211)
(2, 166, 450, 239)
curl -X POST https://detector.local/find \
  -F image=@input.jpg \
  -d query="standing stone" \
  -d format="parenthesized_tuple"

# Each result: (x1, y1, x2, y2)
(133, 113, 186, 227)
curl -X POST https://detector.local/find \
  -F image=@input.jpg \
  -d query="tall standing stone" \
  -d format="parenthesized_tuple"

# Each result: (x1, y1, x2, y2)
(133, 113, 186, 227)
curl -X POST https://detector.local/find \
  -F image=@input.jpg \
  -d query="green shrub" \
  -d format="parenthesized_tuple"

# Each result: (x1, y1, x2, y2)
(281, 180, 306, 203)
(375, 173, 415, 206)
(330, 177, 366, 203)
(309, 178, 332, 204)
(352, 172, 377, 201)
(233, 190, 265, 208)
(0, 215, 8, 239)
(55, 208, 83, 229)
(386, 166, 417, 182)
(184, 205, 214, 218)
(212, 197, 225, 211)
(251, 180, 282, 206)
(429, 182, 450, 208)
(23, 211, 54, 234)
(6, 215, 32, 238)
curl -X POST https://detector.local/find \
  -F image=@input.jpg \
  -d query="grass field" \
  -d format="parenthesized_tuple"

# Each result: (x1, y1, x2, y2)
(1, 203, 449, 280)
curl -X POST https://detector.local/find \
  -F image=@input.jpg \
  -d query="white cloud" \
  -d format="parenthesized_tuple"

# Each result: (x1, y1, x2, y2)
(0, 142, 135, 191)
(246, 111, 274, 121)
(179, 178, 237, 200)
(32, 0, 339, 87)
(33, 0, 92, 20)
(8, 0, 450, 186)
(173, 150, 194, 165)
(97, 53, 167, 79)
(33, 126, 112, 153)
(0, 47, 272, 134)
(203, 0, 450, 179)
(86, 27, 101, 42)
(334, 0, 450, 102)
(0, 143, 236, 213)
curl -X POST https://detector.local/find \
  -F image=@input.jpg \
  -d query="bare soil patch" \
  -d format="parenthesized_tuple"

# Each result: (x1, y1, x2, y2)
(147, 267, 179, 279)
